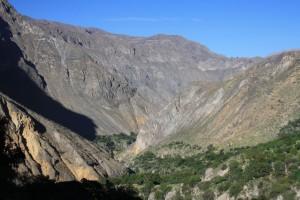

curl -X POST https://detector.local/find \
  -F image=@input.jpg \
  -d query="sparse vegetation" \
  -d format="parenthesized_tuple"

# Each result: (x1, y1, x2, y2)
(95, 132, 137, 157)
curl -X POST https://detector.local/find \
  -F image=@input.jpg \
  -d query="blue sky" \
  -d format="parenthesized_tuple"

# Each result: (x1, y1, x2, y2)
(9, 0, 300, 57)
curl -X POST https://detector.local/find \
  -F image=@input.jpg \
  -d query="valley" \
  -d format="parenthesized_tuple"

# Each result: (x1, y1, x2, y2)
(0, 0, 300, 199)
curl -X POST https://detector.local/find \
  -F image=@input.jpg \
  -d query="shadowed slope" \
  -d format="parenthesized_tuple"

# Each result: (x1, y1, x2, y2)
(0, 118, 140, 200)
(0, 17, 97, 140)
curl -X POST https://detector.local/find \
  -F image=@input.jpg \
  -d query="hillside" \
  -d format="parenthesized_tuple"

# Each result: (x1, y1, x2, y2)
(133, 52, 300, 153)
(0, 0, 257, 141)
(112, 117, 300, 199)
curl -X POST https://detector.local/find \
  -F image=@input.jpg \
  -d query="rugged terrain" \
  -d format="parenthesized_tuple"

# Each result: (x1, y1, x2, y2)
(135, 51, 300, 152)
(1, 1, 300, 198)
(0, 0, 258, 142)
(113, 118, 300, 200)
(0, 93, 125, 181)
(0, 0, 125, 181)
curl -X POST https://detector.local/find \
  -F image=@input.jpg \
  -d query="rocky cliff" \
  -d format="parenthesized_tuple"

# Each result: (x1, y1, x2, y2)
(0, 94, 123, 181)
(134, 52, 300, 152)
(0, 0, 124, 182)
(0, 0, 258, 139)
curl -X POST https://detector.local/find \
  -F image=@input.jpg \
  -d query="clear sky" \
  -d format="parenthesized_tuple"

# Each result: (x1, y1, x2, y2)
(9, 0, 300, 57)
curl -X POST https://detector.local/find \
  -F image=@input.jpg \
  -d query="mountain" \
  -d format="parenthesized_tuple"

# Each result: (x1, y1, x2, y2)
(0, 1, 257, 150)
(0, 2, 258, 141)
(1, 0, 300, 196)
(0, 0, 124, 182)
(134, 51, 300, 153)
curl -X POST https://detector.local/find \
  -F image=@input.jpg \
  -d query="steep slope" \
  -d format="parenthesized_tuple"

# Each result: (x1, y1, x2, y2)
(0, 0, 124, 182)
(134, 51, 300, 152)
(0, 0, 257, 139)
(0, 94, 123, 181)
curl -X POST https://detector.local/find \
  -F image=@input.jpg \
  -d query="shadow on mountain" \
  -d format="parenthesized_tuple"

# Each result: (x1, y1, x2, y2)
(0, 17, 97, 140)
(0, 119, 141, 200)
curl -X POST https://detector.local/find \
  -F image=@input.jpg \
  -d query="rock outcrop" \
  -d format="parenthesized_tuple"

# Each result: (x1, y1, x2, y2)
(0, 94, 123, 181)
(134, 52, 300, 151)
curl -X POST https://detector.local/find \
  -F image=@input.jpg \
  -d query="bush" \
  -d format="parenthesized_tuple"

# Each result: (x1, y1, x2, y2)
(273, 161, 286, 177)
(228, 161, 243, 180)
(289, 170, 300, 182)
(154, 190, 165, 200)
(217, 181, 231, 192)
(278, 118, 300, 137)
(94, 132, 137, 156)
(269, 181, 290, 198)
(221, 164, 227, 170)
(282, 190, 296, 200)
(202, 190, 215, 200)
(229, 182, 243, 197)
(244, 161, 272, 179)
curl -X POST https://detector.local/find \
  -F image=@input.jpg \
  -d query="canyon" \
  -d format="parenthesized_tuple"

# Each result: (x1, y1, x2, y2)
(0, 0, 300, 187)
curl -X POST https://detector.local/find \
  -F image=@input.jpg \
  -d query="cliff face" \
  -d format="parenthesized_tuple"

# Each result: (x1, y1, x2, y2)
(134, 52, 300, 151)
(0, 0, 123, 182)
(0, 0, 258, 139)
(0, 94, 123, 182)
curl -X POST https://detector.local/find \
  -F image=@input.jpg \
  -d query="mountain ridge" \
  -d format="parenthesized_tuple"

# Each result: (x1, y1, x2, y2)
(0, 0, 259, 140)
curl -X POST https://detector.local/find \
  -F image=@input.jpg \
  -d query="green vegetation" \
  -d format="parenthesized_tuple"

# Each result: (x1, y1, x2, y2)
(110, 118, 300, 199)
(94, 132, 137, 157)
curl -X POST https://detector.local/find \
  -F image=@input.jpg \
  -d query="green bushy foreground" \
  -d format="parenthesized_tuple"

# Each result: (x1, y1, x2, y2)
(110, 118, 300, 199)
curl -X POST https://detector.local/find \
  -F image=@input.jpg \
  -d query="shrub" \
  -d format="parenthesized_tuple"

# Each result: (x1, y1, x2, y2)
(202, 190, 215, 200)
(154, 190, 165, 200)
(244, 161, 272, 179)
(273, 161, 286, 177)
(217, 181, 231, 192)
(282, 190, 296, 200)
(228, 161, 243, 180)
(229, 182, 243, 197)
(289, 170, 300, 182)
(94, 133, 137, 156)
(269, 181, 290, 198)
(221, 164, 227, 170)
(278, 118, 300, 138)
